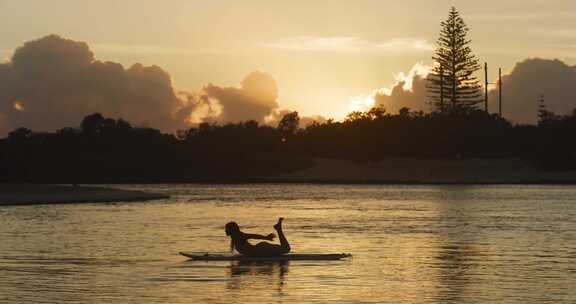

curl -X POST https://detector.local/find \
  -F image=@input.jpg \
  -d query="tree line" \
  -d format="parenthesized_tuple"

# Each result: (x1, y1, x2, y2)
(1, 106, 575, 183)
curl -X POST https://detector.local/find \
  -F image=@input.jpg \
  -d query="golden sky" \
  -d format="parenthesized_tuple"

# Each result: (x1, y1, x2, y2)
(0, 0, 575, 120)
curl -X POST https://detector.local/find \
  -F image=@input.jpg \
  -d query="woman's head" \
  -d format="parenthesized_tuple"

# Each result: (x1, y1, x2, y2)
(225, 221, 240, 236)
(225, 221, 240, 253)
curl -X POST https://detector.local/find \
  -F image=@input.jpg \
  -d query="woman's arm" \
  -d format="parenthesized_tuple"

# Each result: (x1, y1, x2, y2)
(243, 233, 275, 241)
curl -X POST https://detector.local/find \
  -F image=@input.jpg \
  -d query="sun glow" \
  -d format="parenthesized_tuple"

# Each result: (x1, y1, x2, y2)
(345, 63, 432, 116)
(13, 101, 25, 112)
(263, 36, 433, 53)
(348, 93, 377, 113)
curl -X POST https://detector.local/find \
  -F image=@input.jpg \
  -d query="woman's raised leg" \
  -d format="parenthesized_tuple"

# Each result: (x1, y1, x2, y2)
(273, 217, 291, 254)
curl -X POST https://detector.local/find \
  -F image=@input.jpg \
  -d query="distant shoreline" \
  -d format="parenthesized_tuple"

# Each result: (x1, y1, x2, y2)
(88, 180, 576, 185)
(264, 158, 576, 185)
(0, 184, 169, 206)
(75, 178, 576, 185)
(4, 158, 576, 197)
(1, 178, 574, 207)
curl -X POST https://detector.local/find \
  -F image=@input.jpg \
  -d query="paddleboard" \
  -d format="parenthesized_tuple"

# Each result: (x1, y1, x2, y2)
(180, 252, 352, 261)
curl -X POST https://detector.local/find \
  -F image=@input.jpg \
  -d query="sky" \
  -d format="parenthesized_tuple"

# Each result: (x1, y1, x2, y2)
(0, 0, 575, 134)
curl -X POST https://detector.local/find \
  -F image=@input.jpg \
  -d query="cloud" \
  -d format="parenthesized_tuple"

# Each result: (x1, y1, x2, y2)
(299, 115, 327, 127)
(0, 35, 438, 136)
(93, 44, 193, 55)
(178, 92, 221, 124)
(0, 112, 9, 135)
(265, 109, 327, 129)
(355, 63, 431, 114)
(0, 35, 196, 136)
(489, 58, 576, 124)
(262, 36, 433, 53)
(0, 35, 287, 137)
(361, 59, 576, 124)
(528, 29, 576, 38)
(467, 12, 576, 21)
(203, 71, 280, 123)
(92, 43, 231, 55)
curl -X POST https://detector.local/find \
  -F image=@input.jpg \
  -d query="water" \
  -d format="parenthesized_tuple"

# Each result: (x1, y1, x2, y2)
(0, 184, 575, 303)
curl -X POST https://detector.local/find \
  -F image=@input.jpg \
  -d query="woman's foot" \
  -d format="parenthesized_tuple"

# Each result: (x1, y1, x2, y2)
(273, 217, 284, 231)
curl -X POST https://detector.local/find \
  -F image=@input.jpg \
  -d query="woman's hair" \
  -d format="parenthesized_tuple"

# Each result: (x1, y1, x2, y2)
(225, 222, 240, 236)
(225, 222, 240, 252)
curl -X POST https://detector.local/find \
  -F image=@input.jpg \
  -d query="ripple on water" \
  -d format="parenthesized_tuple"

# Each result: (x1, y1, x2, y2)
(1, 184, 576, 304)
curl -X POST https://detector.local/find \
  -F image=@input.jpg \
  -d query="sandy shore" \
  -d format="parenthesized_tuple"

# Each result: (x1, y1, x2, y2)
(0, 184, 170, 206)
(270, 158, 576, 184)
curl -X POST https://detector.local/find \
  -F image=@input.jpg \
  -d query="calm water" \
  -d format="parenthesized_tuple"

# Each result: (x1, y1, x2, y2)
(0, 184, 575, 303)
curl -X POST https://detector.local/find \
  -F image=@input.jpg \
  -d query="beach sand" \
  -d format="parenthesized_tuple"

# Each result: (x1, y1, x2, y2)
(0, 184, 169, 206)
(272, 158, 576, 184)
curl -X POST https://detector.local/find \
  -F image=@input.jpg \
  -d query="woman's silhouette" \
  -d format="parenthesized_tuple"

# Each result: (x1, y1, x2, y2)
(225, 218, 291, 257)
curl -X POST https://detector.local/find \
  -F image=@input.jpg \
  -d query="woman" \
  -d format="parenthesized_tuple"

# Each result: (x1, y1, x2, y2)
(225, 217, 291, 257)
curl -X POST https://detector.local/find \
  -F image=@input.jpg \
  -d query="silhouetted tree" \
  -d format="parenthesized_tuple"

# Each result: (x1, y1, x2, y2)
(345, 111, 364, 122)
(366, 106, 386, 120)
(277, 111, 300, 137)
(538, 95, 558, 126)
(57, 127, 79, 136)
(4, 107, 576, 183)
(428, 7, 482, 114)
(244, 120, 259, 129)
(398, 107, 411, 118)
(114, 118, 133, 133)
(8, 127, 32, 142)
(80, 113, 105, 136)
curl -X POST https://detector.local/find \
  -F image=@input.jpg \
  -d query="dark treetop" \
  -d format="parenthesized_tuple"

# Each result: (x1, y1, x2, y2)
(1, 107, 576, 183)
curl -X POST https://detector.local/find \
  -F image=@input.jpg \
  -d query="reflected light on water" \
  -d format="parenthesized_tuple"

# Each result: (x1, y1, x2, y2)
(0, 184, 575, 303)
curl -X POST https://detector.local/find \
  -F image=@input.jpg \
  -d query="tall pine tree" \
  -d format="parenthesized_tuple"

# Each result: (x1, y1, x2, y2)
(427, 7, 482, 114)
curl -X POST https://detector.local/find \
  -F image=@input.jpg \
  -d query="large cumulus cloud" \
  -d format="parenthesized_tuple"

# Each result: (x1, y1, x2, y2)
(0, 35, 297, 136)
(373, 64, 430, 114)
(201, 73, 327, 128)
(0, 35, 195, 135)
(370, 59, 576, 124)
(203, 71, 279, 123)
(488, 58, 576, 124)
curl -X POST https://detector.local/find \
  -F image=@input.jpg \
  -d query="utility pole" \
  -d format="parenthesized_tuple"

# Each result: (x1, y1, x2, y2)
(484, 62, 488, 112)
(498, 68, 502, 117)
(484, 63, 503, 116)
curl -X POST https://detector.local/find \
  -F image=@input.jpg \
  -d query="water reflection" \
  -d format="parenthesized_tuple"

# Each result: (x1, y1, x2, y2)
(1, 184, 575, 304)
(227, 261, 289, 295)
(434, 243, 476, 303)
(433, 186, 481, 303)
